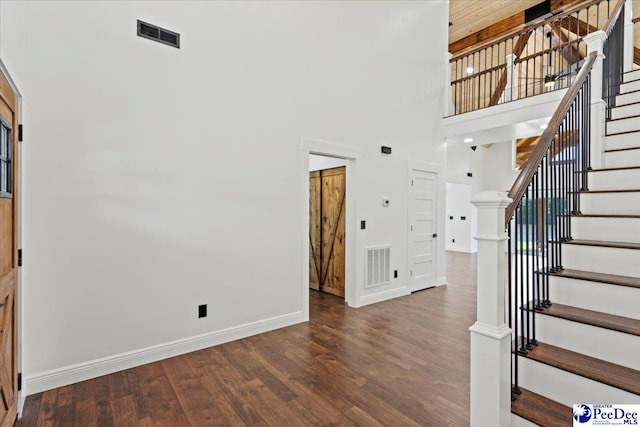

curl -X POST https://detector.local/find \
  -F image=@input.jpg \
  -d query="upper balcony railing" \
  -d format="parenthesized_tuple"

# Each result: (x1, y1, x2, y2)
(449, 0, 619, 115)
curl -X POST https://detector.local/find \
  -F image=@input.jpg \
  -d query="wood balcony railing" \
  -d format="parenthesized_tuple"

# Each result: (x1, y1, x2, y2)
(449, 0, 620, 115)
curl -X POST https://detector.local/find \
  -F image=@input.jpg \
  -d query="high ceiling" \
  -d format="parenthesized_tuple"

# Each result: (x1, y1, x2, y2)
(449, 0, 540, 44)
(450, 0, 640, 49)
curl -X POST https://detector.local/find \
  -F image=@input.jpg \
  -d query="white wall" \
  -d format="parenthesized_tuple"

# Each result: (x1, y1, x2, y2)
(445, 140, 519, 251)
(1, 1, 448, 394)
(0, 1, 27, 90)
(481, 141, 519, 192)
(445, 183, 476, 252)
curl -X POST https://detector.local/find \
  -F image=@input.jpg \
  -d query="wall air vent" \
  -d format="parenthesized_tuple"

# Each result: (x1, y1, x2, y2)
(524, 0, 553, 26)
(365, 246, 391, 288)
(137, 20, 180, 49)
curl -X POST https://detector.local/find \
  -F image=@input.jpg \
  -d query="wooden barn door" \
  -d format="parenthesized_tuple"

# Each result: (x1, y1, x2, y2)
(309, 167, 346, 298)
(0, 68, 19, 427)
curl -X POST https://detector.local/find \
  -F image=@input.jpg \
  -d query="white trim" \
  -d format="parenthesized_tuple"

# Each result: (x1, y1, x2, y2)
(0, 58, 22, 98)
(407, 159, 441, 174)
(354, 286, 410, 308)
(302, 137, 361, 160)
(469, 321, 511, 340)
(24, 311, 304, 396)
(437, 276, 447, 286)
(301, 138, 360, 308)
(445, 246, 476, 253)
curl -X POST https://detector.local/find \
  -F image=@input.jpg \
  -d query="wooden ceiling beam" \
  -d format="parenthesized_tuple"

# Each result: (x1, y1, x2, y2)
(488, 31, 532, 106)
(556, 15, 598, 37)
(550, 24, 584, 64)
(449, 14, 524, 54)
(449, 0, 586, 54)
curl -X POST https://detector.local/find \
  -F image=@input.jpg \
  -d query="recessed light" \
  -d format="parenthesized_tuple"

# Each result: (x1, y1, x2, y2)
(540, 124, 548, 129)
(464, 138, 473, 143)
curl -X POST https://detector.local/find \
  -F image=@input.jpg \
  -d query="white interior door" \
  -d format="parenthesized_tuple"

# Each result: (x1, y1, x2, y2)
(408, 169, 437, 292)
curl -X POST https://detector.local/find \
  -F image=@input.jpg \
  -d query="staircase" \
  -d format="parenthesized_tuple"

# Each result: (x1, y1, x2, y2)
(510, 69, 640, 426)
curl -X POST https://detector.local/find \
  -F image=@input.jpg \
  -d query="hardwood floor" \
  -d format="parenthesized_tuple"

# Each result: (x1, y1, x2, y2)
(18, 252, 477, 427)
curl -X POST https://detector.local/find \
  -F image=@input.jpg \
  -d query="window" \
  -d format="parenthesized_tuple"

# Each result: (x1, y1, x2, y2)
(0, 118, 12, 197)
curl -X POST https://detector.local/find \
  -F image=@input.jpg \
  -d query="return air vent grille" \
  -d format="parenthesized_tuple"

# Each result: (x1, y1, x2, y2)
(137, 20, 180, 49)
(365, 246, 391, 288)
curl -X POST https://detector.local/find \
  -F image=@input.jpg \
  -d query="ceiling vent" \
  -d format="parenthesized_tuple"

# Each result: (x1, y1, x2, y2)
(137, 20, 180, 49)
(524, 0, 553, 26)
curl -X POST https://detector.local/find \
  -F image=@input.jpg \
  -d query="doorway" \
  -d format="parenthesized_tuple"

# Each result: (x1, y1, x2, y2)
(0, 62, 20, 427)
(309, 163, 346, 298)
(408, 169, 438, 292)
(301, 139, 360, 313)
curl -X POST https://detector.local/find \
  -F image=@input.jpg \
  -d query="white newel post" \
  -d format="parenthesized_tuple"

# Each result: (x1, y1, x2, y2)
(624, 0, 634, 73)
(504, 54, 516, 102)
(469, 191, 513, 427)
(585, 31, 607, 170)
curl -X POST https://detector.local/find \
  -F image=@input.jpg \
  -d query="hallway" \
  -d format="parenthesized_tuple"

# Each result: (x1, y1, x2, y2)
(19, 253, 476, 426)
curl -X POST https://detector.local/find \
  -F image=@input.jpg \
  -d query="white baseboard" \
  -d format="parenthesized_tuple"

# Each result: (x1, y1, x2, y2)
(437, 276, 447, 286)
(355, 286, 410, 307)
(445, 246, 476, 253)
(24, 311, 305, 396)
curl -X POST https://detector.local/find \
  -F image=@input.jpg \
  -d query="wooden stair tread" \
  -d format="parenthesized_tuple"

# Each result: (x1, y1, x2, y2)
(588, 166, 640, 172)
(565, 239, 640, 250)
(607, 113, 640, 122)
(580, 188, 640, 193)
(605, 145, 640, 152)
(511, 387, 571, 427)
(572, 214, 640, 219)
(535, 302, 640, 337)
(518, 341, 640, 395)
(550, 269, 640, 289)
(611, 99, 640, 108)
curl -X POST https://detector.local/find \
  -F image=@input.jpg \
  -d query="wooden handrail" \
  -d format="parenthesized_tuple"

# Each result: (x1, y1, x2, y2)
(450, 0, 607, 62)
(603, 0, 625, 35)
(505, 51, 598, 225)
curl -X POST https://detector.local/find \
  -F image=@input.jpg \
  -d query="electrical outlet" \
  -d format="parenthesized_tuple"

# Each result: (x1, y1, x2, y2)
(198, 304, 207, 318)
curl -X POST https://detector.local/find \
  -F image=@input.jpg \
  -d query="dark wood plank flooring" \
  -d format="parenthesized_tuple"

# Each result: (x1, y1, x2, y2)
(18, 252, 477, 427)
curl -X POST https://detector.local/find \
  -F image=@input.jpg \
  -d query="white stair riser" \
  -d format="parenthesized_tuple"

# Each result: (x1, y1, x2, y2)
(607, 117, 640, 134)
(617, 90, 640, 106)
(580, 192, 640, 215)
(605, 132, 640, 150)
(624, 70, 640, 83)
(549, 276, 640, 319)
(611, 102, 640, 120)
(517, 357, 639, 406)
(571, 217, 640, 244)
(562, 244, 640, 277)
(604, 149, 640, 168)
(620, 79, 640, 94)
(588, 169, 640, 190)
(533, 314, 640, 370)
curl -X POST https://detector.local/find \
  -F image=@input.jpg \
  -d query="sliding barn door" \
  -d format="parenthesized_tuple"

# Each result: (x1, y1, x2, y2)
(309, 167, 346, 298)
(0, 69, 19, 427)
